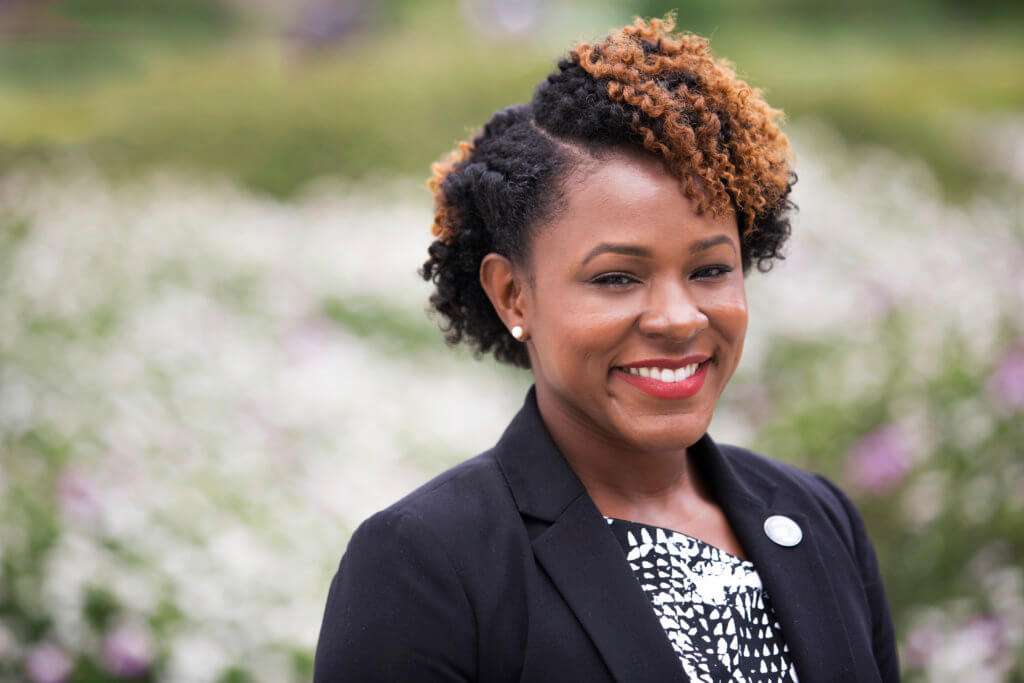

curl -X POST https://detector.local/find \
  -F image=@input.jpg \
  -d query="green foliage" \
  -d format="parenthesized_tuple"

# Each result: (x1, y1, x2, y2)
(82, 588, 119, 632)
(322, 295, 443, 354)
(631, 0, 1024, 25)
(216, 667, 254, 683)
(291, 649, 314, 680)
(70, 656, 158, 682)
(0, 5, 1019, 198)
(0, 42, 139, 88)
(57, 0, 236, 39)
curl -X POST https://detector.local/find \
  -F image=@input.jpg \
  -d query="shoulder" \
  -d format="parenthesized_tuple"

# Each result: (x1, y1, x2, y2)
(717, 440, 843, 500)
(379, 447, 510, 522)
(715, 441, 867, 555)
(713, 443, 900, 679)
(315, 458, 492, 682)
(345, 448, 517, 560)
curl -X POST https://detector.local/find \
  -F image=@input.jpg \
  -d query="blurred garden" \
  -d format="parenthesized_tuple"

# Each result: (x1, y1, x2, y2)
(0, 0, 1022, 681)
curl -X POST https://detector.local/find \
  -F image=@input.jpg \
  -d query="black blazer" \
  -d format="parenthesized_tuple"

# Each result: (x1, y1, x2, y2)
(314, 387, 900, 682)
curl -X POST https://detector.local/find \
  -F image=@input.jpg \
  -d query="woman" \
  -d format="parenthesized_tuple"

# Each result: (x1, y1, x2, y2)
(314, 15, 899, 683)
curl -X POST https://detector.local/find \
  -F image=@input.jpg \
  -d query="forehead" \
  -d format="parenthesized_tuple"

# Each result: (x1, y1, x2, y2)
(533, 147, 738, 258)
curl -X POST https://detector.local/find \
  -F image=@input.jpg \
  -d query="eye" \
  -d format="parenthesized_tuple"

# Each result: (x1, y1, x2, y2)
(590, 272, 640, 287)
(692, 265, 733, 280)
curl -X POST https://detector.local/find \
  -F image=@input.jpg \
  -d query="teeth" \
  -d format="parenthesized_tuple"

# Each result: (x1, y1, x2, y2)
(622, 363, 704, 383)
(675, 364, 698, 381)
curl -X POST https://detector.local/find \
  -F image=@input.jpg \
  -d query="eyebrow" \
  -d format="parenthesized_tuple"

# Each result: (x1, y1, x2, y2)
(580, 235, 736, 266)
(690, 234, 737, 255)
(580, 243, 653, 266)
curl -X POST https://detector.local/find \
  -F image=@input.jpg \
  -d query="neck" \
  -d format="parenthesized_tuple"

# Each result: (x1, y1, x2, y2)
(534, 384, 712, 521)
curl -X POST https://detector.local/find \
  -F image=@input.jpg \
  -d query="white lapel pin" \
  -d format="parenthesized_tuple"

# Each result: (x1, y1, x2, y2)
(763, 514, 803, 547)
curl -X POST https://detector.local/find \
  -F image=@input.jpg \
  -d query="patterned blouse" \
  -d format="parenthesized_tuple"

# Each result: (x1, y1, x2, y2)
(604, 516, 799, 682)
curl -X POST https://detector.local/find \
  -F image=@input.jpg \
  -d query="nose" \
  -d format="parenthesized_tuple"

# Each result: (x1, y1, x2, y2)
(636, 278, 709, 342)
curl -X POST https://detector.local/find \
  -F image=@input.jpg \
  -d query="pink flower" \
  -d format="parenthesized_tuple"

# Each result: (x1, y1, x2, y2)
(26, 643, 71, 683)
(844, 423, 911, 495)
(285, 320, 334, 368)
(903, 625, 943, 670)
(959, 614, 1006, 660)
(988, 346, 1024, 410)
(55, 467, 100, 522)
(102, 622, 153, 678)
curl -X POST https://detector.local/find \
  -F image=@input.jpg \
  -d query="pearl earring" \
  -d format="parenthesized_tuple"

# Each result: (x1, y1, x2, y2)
(511, 325, 524, 341)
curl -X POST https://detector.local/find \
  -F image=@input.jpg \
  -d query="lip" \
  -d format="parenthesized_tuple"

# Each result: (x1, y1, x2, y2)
(612, 358, 712, 400)
(617, 355, 710, 370)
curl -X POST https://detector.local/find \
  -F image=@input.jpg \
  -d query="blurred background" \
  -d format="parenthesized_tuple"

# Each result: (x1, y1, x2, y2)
(0, 0, 1021, 681)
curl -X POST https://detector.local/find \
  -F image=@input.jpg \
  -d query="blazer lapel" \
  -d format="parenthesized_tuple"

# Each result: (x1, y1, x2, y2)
(688, 435, 859, 682)
(494, 387, 686, 682)
(532, 495, 689, 682)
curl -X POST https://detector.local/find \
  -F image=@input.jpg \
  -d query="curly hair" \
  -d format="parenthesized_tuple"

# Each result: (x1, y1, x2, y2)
(421, 14, 797, 369)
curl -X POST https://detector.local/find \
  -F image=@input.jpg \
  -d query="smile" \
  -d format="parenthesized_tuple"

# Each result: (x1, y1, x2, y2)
(612, 359, 711, 399)
(621, 364, 701, 382)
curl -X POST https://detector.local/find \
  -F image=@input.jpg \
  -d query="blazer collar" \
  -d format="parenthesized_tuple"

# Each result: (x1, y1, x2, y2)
(493, 386, 779, 519)
(493, 386, 858, 683)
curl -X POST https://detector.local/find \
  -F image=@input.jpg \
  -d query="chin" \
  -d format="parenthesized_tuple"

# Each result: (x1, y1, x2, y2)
(617, 410, 713, 453)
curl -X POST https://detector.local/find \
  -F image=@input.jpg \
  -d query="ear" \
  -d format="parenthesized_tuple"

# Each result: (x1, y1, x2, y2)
(479, 252, 529, 337)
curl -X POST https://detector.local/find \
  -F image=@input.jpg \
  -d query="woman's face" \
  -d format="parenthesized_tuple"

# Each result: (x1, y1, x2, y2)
(519, 146, 748, 454)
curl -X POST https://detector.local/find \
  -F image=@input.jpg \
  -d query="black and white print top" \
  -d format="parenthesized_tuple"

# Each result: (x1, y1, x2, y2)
(604, 516, 799, 683)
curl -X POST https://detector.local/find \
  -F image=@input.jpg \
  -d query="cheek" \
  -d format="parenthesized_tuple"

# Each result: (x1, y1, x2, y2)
(534, 278, 635, 342)
(531, 292, 636, 379)
(552, 308, 630, 366)
(708, 286, 748, 350)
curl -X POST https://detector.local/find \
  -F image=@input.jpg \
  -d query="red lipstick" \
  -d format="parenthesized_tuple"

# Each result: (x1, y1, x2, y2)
(612, 357, 711, 400)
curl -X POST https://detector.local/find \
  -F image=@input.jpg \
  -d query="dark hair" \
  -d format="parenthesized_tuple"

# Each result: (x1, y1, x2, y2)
(421, 15, 797, 369)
